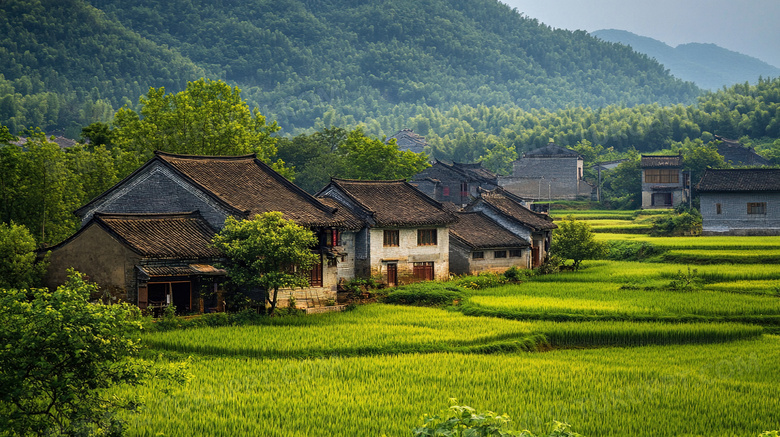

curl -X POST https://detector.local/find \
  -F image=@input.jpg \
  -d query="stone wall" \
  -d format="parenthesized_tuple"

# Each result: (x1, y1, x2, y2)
(701, 192, 780, 235)
(449, 240, 529, 275)
(368, 226, 450, 283)
(499, 156, 588, 200)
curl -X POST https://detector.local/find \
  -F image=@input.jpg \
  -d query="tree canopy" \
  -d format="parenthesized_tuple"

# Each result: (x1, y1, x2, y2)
(211, 212, 319, 315)
(550, 216, 607, 270)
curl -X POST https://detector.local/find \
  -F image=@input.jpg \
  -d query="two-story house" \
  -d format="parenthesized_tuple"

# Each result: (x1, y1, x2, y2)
(640, 155, 689, 209)
(317, 178, 457, 285)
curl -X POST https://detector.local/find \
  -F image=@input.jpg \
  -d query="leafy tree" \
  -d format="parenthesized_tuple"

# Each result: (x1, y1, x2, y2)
(0, 222, 48, 289)
(0, 270, 177, 436)
(601, 152, 642, 209)
(550, 216, 607, 270)
(479, 142, 518, 176)
(80, 122, 114, 148)
(112, 78, 286, 174)
(211, 212, 319, 315)
(674, 138, 727, 189)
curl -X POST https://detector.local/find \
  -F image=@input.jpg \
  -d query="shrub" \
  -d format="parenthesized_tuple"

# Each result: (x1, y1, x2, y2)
(650, 209, 702, 236)
(503, 266, 530, 282)
(413, 402, 583, 437)
(605, 241, 663, 261)
(456, 272, 508, 290)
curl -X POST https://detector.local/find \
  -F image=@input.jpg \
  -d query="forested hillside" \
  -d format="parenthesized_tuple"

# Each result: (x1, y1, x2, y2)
(1, 0, 700, 136)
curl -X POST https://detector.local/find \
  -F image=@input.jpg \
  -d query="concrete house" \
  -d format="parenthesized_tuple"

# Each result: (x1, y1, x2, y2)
(464, 188, 557, 268)
(640, 155, 689, 209)
(409, 161, 498, 206)
(448, 211, 531, 275)
(317, 178, 457, 285)
(697, 168, 780, 236)
(499, 142, 594, 201)
(47, 151, 361, 309)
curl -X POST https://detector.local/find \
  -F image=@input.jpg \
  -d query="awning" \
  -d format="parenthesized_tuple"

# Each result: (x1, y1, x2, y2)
(137, 264, 226, 278)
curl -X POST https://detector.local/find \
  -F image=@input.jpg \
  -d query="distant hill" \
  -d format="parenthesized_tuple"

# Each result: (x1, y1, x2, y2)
(591, 29, 780, 90)
(1, 0, 700, 136)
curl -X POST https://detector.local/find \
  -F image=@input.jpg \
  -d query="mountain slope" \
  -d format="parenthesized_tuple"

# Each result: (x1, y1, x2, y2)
(2, 0, 700, 135)
(592, 29, 780, 90)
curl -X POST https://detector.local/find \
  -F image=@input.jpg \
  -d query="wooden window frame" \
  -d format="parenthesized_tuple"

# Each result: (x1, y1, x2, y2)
(383, 230, 400, 247)
(472, 251, 484, 259)
(509, 249, 523, 258)
(494, 250, 507, 259)
(716, 203, 722, 214)
(747, 202, 766, 215)
(417, 229, 437, 246)
(644, 169, 679, 184)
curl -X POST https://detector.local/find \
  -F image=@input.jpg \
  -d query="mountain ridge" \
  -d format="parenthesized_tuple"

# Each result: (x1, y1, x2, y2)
(591, 29, 780, 90)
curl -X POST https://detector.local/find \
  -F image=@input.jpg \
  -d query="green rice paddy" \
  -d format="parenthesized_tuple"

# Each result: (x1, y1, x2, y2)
(125, 211, 780, 436)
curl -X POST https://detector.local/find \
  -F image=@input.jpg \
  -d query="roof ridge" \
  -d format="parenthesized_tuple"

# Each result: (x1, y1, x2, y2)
(94, 211, 202, 220)
(154, 150, 257, 160)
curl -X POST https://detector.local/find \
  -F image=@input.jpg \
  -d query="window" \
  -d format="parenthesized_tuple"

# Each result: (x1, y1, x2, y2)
(716, 203, 722, 215)
(473, 251, 484, 259)
(413, 262, 434, 280)
(747, 202, 766, 215)
(460, 182, 468, 197)
(442, 186, 450, 196)
(509, 249, 523, 258)
(324, 229, 340, 247)
(494, 250, 507, 259)
(644, 169, 679, 184)
(383, 230, 399, 247)
(418, 229, 437, 246)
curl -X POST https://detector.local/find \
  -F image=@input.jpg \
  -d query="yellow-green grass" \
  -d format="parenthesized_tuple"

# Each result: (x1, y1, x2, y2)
(596, 233, 780, 250)
(123, 337, 780, 437)
(143, 305, 763, 359)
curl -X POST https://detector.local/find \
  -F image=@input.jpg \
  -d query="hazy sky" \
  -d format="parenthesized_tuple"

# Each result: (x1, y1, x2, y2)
(502, 0, 780, 68)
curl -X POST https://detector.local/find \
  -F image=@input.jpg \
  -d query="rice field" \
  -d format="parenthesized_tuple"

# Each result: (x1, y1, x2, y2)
(125, 220, 780, 436)
(124, 337, 780, 437)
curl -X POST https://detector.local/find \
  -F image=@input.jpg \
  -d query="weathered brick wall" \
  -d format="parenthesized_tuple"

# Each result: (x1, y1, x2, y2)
(449, 240, 529, 275)
(78, 163, 231, 229)
(368, 226, 450, 283)
(701, 192, 780, 235)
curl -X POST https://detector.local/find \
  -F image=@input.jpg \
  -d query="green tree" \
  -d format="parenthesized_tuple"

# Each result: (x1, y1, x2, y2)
(479, 142, 517, 176)
(112, 78, 285, 174)
(0, 270, 175, 436)
(674, 138, 727, 189)
(601, 152, 642, 209)
(0, 222, 48, 290)
(211, 212, 319, 315)
(80, 122, 114, 148)
(550, 216, 607, 270)
(339, 128, 430, 181)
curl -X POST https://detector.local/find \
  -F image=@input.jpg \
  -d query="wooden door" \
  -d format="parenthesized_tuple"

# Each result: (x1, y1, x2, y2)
(387, 263, 398, 287)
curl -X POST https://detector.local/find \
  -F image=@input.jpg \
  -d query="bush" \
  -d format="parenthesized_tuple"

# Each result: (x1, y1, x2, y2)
(413, 402, 584, 437)
(384, 283, 465, 306)
(503, 266, 530, 282)
(455, 272, 508, 290)
(650, 209, 702, 236)
(605, 241, 663, 261)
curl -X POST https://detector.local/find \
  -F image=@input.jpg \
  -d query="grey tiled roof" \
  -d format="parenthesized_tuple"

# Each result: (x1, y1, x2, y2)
(697, 169, 780, 192)
(450, 212, 530, 250)
(641, 155, 682, 168)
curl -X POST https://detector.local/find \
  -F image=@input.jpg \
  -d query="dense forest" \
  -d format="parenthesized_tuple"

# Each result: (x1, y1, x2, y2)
(1, 0, 701, 136)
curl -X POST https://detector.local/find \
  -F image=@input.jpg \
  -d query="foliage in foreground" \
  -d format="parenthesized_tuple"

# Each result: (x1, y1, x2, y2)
(0, 221, 48, 289)
(0, 271, 183, 436)
(550, 216, 607, 270)
(413, 402, 583, 437)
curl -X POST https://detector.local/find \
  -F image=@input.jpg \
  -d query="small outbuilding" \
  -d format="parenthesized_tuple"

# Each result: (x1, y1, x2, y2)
(448, 211, 531, 275)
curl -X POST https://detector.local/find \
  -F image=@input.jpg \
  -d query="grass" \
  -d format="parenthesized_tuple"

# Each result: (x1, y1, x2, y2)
(123, 224, 780, 437)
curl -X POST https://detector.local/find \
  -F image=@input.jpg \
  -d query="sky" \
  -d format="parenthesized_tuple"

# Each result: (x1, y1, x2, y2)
(501, 0, 780, 68)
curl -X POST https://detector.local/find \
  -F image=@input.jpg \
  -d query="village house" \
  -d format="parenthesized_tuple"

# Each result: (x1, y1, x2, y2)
(464, 188, 557, 268)
(46, 151, 362, 309)
(409, 161, 498, 206)
(498, 142, 594, 201)
(387, 129, 429, 154)
(697, 168, 780, 236)
(713, 135, 770, 167)
(317, 178, 457, 286)
(448, 211, 531, 275)
(640, 154, 689, 209)
(45, 212, 225, 313)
